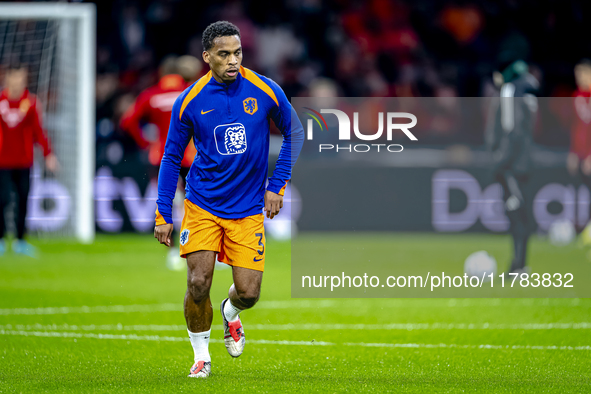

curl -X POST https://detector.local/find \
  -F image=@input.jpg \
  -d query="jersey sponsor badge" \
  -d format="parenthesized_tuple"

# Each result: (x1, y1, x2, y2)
(243, 97, 257, 115)
(214, 123, 247, 155)
(180, 229, 190, 245)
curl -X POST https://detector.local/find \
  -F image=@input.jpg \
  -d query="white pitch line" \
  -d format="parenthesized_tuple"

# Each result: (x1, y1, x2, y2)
(0, 301, 335, 316)
(257, 299, 587, 308)
(0, 298, 587, 316)
(0, 304, 181, 316)
(1, 322, 590, 332)
(1, 329, 589, 351)
(0, 330, 191, 342)
(345, 342, 591, 351)
(0, 330, 330, 346)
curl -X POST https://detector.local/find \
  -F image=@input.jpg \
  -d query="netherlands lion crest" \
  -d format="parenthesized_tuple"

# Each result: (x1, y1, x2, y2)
(243, 97, 257, 115)
(214, 123, 247, 155)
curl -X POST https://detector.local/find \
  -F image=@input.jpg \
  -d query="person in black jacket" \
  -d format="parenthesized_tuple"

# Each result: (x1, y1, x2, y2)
(487, 59, 539, 275)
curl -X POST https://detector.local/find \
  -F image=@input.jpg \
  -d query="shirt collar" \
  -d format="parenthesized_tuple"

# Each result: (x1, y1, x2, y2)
(208, 71, 242, 93)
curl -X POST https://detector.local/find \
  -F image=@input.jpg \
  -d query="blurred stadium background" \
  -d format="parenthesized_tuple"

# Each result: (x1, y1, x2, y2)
(1, 0, 591, 392)
(0, 0, 588, 236)
(0, 0, 587, 235)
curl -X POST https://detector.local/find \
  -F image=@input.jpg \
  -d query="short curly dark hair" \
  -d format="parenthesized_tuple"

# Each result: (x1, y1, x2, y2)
(202, 21, 241, 51)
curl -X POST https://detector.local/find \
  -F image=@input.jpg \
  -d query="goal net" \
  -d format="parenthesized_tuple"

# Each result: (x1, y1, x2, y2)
(0, 3, 95, 242)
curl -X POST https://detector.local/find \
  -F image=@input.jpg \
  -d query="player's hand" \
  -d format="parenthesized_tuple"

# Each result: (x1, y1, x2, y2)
(45, 153, 60, 173)
(264, 190, 283, 219)
(154, 223, 173, 247)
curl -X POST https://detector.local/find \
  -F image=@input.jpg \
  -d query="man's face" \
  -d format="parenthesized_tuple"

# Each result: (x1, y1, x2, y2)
(203, 35, 242, 84)
(5, 68, 27, 97)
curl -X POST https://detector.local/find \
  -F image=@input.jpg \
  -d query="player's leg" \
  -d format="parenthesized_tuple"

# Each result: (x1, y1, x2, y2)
(0, 169, 12, 256)
(217, 214, 265, 357)
(12, 168, 36, 257)
(509, 213, 529, 271)
(185, 250, 216, 377)
(502, 173, 529, 273)
(228, 266, 263, 310)
(185, 251, 216, 331)
(578, 170, 591, 247)
(220, 267, 262, 358)
(14, 168, 30, 240)
(179, 199, 224, 378)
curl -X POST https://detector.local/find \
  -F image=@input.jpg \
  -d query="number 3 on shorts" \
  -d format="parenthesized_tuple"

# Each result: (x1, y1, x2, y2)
(254, 233, 264, 262)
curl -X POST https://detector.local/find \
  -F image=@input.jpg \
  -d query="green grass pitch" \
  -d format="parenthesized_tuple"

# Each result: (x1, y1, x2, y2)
(0, 233, 590, 393)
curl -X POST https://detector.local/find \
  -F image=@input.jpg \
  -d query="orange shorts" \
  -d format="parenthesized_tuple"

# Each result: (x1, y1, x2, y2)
(179, 199, 266, 272)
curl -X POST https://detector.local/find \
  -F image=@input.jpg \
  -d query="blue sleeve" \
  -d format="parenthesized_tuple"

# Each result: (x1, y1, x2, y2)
(266, 81, 304, 195)
(155, 95, 193, 224)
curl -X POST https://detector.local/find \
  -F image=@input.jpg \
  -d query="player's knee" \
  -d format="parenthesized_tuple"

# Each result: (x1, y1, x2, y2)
(235, 287, 260, 308)
(187, 274, 212, 304)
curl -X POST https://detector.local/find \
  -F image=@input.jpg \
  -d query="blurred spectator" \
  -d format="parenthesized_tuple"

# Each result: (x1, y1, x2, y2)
(440, 4, 484, 45)
(308, 77, 339, 98)
(568, 60, 591, 177)
(119, 55, 200, 269)
(487, 59, 539, 275)
(177, 55, 203, 84)
(119, 55, 196, 168)
(0, 65, 58, 257)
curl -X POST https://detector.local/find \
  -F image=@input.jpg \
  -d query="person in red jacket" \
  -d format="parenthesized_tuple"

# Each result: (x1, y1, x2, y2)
(120, 55, 201, 269)
(569, 60, 591, 178)
(120, 56, 199, 169)
(0, 65, 58, 257)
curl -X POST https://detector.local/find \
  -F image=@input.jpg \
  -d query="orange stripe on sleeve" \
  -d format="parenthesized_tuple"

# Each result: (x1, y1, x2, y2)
(278, 180, 289, 196)
(179, 71, 212, 119)
(239, 66, 279, 106)
(155, 207, 168, 226)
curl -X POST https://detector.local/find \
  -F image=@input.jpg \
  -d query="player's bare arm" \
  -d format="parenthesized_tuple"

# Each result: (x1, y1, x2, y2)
(264, 190, 283, 219)
(154, 223, 173, 247)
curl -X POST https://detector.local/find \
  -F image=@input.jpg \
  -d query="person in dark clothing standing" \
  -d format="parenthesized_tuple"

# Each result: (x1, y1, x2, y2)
(487, 60, 539, 275)
(0, 65, 59, 257)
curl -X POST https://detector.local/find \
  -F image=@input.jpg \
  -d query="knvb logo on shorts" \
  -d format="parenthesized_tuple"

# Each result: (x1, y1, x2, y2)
(214, 123, 248, 155)
(180, 229, 190, 245)
(303, 107, 418, 153)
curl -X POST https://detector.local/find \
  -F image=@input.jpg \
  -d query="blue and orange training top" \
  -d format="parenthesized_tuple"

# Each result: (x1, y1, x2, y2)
(155, 66, 304, 223)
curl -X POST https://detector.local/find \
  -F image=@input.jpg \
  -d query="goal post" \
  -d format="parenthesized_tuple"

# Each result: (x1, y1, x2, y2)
(0, 3, 96, 243)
